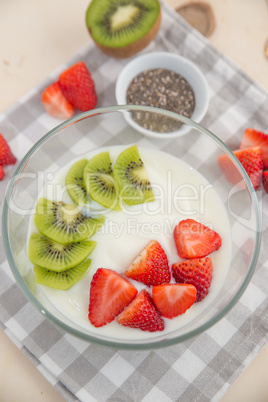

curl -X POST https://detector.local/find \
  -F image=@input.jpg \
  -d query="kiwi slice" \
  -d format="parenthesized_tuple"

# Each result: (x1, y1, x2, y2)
(65, 159, 90, 206)
(85, 0, 161, 58)
(113, 145, 154, 205)
(33, 259, 91, 290)
(83, 152, 121, 210)
(28, 233, 96, 272)
(34, 198, 104, 244)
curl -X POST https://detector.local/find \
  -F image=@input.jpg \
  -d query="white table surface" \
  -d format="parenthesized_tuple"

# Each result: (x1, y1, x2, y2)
(0, 0, 268, 400)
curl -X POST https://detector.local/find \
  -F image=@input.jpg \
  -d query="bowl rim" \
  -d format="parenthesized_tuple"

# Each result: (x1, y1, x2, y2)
(2, 105, 262, 350)
(115, 51, 210, 138)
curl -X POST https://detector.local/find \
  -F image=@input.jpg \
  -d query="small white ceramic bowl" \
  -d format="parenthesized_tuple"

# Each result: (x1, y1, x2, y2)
(115, 51, 209, 138)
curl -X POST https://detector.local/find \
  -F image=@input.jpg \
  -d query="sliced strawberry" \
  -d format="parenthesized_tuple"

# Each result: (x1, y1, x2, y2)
(263, 170, 268, 193)
(152, 283, 196, 318)
(172, 257, 213, 302)
(0, 134, 16, 166)
(240, 128, 268, 168)
(173, 219, 222, 259)
(124, 240, 171, 286)
(117, 289, 164, 332)
(88, 268, 137, 327)
(58, 61, 97, 112)
(41, 82, 74, 120)
(218, 146, 263, 190)
(0, 165, 5, 180)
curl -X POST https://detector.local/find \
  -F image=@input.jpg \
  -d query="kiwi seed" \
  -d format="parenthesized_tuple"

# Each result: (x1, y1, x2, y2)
(34, 198, 104, 244)
(65, 159, 90, 206)
(28, 233, 96, 272)
(83, 152, 121, 210)
(113, 145, 154, 205)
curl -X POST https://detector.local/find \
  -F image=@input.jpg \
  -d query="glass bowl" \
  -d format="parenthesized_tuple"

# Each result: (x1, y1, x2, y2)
(2, 105, 261, 350)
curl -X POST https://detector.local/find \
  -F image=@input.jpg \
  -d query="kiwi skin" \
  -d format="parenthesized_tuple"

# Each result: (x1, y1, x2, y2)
(86, 1, 161, 59)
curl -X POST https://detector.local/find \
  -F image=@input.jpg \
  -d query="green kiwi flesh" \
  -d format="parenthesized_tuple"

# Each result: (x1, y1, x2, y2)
(28, 233, 96, 272)
(34, 198, 104, 244)
(65, 159, 90, 205)
(33, 259, 91, 290)
(85, 0, 161, 58)
(113, 145, 154, 205)
(83, 152, 121, 210)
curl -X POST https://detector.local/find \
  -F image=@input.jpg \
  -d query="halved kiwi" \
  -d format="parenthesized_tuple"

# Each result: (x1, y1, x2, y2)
(28, 233, 96, 272)
(113, 145, 154, 205)
(83, 152, 121, 210)
(85, 0, 161, 58)
(33, 259, 91, 290)
(65, 159, 90, 206)
(34, 198, 104, 244)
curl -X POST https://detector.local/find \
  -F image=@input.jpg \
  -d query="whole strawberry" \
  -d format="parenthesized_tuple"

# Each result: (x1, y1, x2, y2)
(172, 257, 213, 302)
(58, 61, 97, 112)
(117, 289, 164, 332)
(0, 134, 16, 166)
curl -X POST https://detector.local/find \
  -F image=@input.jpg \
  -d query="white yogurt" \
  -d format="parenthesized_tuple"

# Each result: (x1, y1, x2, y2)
(29, 145, 231, 340)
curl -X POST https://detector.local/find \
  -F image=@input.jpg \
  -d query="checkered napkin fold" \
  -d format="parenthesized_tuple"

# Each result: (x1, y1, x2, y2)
(0, 3, 267, 401)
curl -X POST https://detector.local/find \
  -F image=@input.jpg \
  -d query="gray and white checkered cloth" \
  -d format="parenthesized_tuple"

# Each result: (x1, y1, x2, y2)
(0, 3, 268, 401)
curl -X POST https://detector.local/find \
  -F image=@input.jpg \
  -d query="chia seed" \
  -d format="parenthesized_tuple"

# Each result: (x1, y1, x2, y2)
(126, 68, 195, 133)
